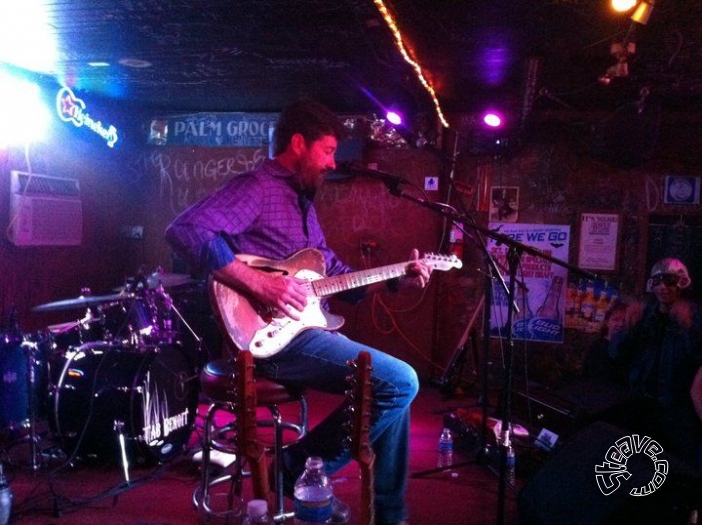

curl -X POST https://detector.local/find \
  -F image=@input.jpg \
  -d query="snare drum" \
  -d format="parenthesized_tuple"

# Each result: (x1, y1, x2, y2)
(49, 341, 199, 464)
(48, 315, 104, 350)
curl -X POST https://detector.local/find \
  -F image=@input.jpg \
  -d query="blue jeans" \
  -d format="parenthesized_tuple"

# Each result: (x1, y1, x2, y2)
(256, 329, 419, 524)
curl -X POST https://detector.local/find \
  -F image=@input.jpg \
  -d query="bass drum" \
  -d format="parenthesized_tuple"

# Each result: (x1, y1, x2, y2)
(49, 341, 199, 465)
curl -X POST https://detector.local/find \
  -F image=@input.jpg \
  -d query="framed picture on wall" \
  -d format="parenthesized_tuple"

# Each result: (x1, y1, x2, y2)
(489, 186, 519, 222)
(664, 176, 701, 205)
(578, 212, 621, 271)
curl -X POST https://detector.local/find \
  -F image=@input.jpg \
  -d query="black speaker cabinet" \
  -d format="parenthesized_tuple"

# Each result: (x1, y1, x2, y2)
(519, 421, 700, 524)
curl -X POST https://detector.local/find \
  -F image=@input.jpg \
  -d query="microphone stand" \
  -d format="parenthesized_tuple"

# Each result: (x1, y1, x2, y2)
(381, 177, 596, 523)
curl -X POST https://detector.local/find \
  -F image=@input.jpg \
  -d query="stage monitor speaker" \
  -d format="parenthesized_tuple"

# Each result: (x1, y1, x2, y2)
(518, 421, 699, 524)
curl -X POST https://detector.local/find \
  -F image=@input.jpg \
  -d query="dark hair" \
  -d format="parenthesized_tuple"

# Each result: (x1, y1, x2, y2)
(600, 301, 628, 337)
(273, 98, 347, 155)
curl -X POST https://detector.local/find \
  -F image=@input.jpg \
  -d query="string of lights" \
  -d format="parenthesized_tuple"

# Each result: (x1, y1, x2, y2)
(372, 0, 450, 129)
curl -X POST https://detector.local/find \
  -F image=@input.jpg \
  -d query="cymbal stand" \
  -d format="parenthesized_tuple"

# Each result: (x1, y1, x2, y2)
(114, 420, 130, 484)
(155, 285, 202, 350)
(21, 339, 43, 471)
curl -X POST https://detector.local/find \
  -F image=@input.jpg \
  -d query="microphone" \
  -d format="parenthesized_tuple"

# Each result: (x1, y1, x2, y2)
(335, 162, 408, 186)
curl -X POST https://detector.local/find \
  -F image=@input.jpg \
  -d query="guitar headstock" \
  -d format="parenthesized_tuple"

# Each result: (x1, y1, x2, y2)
(345, 351, 375, 465)
(422, 253, 463, 271)
(236, 350, 269, 499)
(346, 351, 376, 525)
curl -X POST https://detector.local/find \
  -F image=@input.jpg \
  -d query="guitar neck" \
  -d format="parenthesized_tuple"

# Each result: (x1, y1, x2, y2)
(313, 262, 408, 297)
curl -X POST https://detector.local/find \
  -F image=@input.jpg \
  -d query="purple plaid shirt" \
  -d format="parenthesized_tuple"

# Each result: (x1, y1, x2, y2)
(165, 159, 352, 279)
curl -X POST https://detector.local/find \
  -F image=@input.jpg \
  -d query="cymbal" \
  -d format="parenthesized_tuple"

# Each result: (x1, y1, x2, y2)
(32, 293, 126, 312)
(113, 272, 195, 291)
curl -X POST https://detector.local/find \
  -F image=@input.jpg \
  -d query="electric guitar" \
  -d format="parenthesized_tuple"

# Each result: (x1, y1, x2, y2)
(210, 248, 462, 358)
(347, 351, 375, 525)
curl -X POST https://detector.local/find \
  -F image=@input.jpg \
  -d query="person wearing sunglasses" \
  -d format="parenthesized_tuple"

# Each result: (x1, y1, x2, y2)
(607, 258, 702, 471)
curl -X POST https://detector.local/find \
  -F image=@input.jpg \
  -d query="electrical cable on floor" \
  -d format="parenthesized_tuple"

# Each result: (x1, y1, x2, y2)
(359, 246, 442, 369)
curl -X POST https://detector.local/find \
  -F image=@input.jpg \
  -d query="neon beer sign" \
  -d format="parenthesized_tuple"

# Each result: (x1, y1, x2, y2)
(56, 86, 119, 148)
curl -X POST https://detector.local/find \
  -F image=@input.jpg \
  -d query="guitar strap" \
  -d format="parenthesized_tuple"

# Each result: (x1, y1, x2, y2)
(297, 191, 314, 239)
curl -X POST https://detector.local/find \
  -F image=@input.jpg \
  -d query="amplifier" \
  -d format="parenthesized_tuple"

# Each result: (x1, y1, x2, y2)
(512, 378, 630, 439)
(512, 387, 580, 439)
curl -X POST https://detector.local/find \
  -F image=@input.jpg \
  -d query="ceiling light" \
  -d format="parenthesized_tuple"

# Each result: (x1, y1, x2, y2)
(611, 0, 637, 12)
(630, 0, 655, 25)
(88, 61, 110, 67)
(0, 2, 57, 73)
(386, 110, 403, 126)
(0, 70, 50, 145)
(482, 111, 504, 129)
(118, 58, 152, 68)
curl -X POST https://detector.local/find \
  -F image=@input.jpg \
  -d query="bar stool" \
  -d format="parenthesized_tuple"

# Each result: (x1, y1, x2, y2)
(193, 349, 307, 522)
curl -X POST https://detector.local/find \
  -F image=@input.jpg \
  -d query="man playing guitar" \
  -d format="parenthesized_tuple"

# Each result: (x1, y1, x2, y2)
(166, 99, 438, 525)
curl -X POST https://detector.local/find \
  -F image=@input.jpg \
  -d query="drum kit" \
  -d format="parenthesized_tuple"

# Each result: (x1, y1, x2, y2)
(0, 269, 204, 475)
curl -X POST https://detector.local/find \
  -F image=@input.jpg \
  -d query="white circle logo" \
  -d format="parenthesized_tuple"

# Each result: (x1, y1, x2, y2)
(595, 434, 668, 497)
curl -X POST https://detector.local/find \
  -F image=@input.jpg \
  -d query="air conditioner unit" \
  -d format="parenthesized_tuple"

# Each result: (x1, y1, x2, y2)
(9, 171, 83, 246)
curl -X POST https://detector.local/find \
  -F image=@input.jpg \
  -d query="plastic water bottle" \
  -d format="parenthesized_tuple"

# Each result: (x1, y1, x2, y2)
(294, 456, 333, 524)
(0, 463, 12, 525)
(242, 499, 273, 524)
(437, 427, 454, 468)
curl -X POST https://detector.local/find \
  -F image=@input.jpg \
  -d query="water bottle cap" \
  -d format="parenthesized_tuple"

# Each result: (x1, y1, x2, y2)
(247, 499, 268, 518)
(305, 456, 324, 469)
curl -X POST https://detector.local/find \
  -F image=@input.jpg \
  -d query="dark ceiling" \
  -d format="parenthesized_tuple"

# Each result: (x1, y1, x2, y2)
(19, 0, 702, 122)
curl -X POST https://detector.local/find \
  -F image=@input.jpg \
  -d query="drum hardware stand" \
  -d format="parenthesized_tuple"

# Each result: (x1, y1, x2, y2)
(114, 420, 130, 484)
(8, 339, 46, 472)
(27, 342, 40, 471)
(156, 285, 203, 352)
(50, 310, 102, 342)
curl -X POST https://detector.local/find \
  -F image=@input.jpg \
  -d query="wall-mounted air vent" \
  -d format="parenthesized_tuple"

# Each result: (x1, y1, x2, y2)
(9, 171, 83, 246)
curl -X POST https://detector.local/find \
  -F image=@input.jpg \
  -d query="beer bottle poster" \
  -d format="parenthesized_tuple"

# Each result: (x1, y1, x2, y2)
(487, 223, 570, 343)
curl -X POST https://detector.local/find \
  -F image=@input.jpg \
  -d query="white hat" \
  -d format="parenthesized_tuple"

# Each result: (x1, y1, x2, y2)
(646, 257, 691, 292)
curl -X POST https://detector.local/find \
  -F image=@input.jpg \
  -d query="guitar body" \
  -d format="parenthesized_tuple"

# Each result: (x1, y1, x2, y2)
(210, 249, 344, 357)
(210, 248, 462, 358)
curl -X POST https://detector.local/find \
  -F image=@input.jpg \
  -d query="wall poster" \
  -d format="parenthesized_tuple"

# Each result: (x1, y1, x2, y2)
(489, 186, 519, 223)
(487, 223, 570, 343)
(577, 213, 620, 271)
